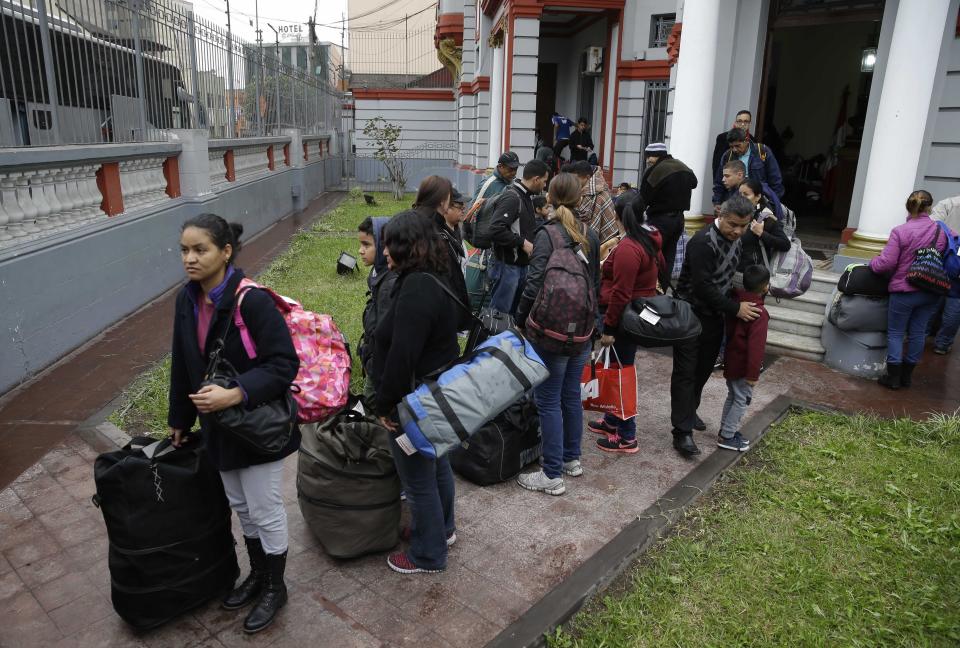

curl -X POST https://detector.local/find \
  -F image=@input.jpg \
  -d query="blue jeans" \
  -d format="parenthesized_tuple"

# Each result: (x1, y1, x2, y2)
(531, 342, 590, 479)
(601, 336, 638, 441)
(488, 257, 527, 315)
(389, 441, 455, 570)
(719, 378, 753, 439)
(887, 291, 941, 364)
(935, 296, 960, 351)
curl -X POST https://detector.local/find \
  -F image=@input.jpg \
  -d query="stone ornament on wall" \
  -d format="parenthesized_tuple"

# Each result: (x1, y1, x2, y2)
(667, 22, 682, 66)
(437, 37, 463, 81)
(487, 17, 506, 48)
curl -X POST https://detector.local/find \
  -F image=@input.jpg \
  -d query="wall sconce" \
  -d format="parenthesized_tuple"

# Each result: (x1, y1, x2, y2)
(861, 47, 877, 73)
(337, 251, 358, 275)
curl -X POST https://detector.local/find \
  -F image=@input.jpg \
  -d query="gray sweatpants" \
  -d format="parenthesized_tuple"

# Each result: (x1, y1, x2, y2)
(220, 458, 288, 555)
(719, 378, 753, 439)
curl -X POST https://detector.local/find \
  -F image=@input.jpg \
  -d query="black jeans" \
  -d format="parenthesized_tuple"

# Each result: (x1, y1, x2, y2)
(646, 212, 684, 289)
(670, 310, 725, 433)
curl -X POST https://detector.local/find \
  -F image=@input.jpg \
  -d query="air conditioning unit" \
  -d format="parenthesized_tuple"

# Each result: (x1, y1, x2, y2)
(582, 47, 604, 76)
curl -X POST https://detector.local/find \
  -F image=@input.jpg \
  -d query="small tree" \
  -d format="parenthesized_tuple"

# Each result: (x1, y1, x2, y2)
(362, 117, 406, 200)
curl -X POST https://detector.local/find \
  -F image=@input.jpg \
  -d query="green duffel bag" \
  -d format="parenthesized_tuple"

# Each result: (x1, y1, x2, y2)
(297, 401, 401, 559)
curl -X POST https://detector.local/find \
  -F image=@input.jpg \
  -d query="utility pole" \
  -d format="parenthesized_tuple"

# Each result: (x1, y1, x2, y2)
(340, 12, 345, 89)
(224, 0, 237, 136)
(405, 14, 408, 76)
(268, 23, 281, 134)
(255, 0, 263, 135)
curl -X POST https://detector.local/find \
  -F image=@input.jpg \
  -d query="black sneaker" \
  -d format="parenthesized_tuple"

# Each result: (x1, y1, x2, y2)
(596, 436, 639, 454)
(717, 432, 749, 452)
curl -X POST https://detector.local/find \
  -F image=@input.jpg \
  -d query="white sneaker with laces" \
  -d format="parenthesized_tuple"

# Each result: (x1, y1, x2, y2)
(517, 470, 566, 495)
(562, 460, 583, 477)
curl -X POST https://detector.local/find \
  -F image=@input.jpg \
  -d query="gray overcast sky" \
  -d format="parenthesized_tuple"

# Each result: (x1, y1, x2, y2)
(192, 0, 349, 46)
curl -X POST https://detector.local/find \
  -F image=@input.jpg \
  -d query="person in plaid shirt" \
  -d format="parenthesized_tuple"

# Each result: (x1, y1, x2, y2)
(572, 160, 619, 244)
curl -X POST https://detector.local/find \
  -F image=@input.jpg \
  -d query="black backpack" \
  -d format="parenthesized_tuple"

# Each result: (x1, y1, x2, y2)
(466, 186, 520, 250)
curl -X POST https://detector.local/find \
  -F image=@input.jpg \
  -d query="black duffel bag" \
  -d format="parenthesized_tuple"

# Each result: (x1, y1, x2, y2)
(466, 306, 514, 351)
(838, 264, 889, 296)
(297, 400, 402, 559)
(449, 395, 541, 486)
(93, 436, 239, 631)
(619, 295, 702, 347)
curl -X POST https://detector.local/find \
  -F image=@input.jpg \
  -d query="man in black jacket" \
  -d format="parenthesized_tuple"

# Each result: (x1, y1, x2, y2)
(669, 194, 761, 457)
(632, 142, 698, 288)
(487, 159, 550, 315)
(568, 118, 594, 162)
(712, 110, 752, 177)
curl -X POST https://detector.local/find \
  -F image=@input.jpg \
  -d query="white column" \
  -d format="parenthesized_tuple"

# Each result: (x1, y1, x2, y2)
(853, 0, 953, 242)
(488, 44, 505, 166)
(668, 0, 721, 217)
(602, 24, 619, 172)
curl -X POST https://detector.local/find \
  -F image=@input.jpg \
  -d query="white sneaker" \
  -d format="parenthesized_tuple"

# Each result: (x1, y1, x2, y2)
(517, 470, 565, 496)
(562, 460, 583, 477)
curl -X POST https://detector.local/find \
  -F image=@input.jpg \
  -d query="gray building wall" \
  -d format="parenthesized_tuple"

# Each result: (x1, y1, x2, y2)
(0, 158, 338, 395)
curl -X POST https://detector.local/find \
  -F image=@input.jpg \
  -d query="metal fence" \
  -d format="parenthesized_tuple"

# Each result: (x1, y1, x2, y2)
(348, 25, 452, 90)
(0, 0, 343, 146)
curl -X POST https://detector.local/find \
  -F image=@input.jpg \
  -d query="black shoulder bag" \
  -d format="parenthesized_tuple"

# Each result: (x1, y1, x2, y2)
(202, 288, 298, 455)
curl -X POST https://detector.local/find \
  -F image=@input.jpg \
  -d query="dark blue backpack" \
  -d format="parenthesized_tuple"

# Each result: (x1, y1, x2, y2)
(937, 221, 960, 282)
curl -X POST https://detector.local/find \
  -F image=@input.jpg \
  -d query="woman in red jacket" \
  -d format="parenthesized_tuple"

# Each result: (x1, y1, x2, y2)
(588, 204, 664, 453)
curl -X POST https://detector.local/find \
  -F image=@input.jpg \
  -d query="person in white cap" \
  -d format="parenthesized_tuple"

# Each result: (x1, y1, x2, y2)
(631, 142, 698, 288)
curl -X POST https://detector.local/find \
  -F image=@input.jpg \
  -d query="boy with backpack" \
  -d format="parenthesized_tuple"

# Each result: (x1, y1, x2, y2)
(358, 217, 397, 402)
(718, 264, 770, 451)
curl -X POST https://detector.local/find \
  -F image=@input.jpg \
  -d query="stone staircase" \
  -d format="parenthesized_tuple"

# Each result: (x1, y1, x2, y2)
(765, 269, 840, 362)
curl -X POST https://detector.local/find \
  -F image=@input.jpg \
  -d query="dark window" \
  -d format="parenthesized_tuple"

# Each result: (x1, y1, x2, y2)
(32, 110, 52, 130)
(649, 13, 676, 48)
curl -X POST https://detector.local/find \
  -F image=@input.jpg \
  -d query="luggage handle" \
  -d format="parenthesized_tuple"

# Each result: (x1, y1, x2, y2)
(142, 438, 177, 460)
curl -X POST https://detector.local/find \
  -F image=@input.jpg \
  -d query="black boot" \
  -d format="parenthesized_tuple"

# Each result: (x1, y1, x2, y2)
(878, 363, 902, 390)
(900, 363, 916, 388)
(223, 536, 265, 610)
(243, 550, 288, 634)
(672, 430, 701, 456)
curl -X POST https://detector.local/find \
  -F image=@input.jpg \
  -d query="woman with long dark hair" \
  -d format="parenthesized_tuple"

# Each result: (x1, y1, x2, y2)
(515, 173, 600, 495)
(373, 211, 460, 573)
(735, 178, 790, 287)
(168, 213, 299, 634)
(587, 194, 664, 453)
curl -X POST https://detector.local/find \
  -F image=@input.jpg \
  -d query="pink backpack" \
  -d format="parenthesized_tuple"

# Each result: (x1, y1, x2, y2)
(233, 278, 351, 423)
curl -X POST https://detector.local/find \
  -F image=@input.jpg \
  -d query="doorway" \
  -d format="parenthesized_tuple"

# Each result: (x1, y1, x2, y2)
(757, 2, 883, 240)
(535, 63, 558, 147)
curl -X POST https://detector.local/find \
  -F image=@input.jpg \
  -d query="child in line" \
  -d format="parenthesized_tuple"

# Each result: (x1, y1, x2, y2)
(532, 194, 550, 229)
(718, 263, 770, 451)
(357, 217, 397, 403)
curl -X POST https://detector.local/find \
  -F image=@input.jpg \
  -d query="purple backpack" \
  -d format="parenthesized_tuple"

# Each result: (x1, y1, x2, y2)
(524, 224, 596, 355)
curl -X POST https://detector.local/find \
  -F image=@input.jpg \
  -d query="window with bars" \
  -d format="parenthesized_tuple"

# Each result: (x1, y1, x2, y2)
(641, 80, 669, 182)
(649, 13, 676, 48)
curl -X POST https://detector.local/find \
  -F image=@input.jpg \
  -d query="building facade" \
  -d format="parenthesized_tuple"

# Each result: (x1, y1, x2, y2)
(402, 0, 960, 262)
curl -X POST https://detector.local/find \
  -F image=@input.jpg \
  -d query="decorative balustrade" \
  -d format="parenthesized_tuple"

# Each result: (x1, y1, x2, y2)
(0, 143, 181, 251)
(235, 145, 270, 180)
(303, 136, 331, 163)
(209, 150, 229, 188)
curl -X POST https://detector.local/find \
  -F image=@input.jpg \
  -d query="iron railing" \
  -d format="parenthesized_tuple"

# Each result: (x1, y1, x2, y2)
(0, 0, 342, 146)
(348, 24, 452, 89)
(641, 80, 669, 183)
(649, 13, 676, 48)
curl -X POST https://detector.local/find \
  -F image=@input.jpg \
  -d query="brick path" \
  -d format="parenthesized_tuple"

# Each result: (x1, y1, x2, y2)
(2, 347, 957, 647)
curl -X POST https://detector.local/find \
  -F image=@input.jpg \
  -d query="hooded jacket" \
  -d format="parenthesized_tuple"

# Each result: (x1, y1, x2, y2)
(738, 206, 791, 271)
(870, 214, 952, 293)
(636, 156, 698, 219)
(713, 141, 784, 203)
(723, 288, 769, 382)
(360, 217, 398, 383)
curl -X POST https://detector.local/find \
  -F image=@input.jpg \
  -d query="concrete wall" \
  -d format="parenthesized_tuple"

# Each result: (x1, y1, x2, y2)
(621, 0, 677, 61)
(507, 17, 541, 161)
(353, 97, 458, 154)
(0, 158, 338, 395)
(917, 5, 960, 204)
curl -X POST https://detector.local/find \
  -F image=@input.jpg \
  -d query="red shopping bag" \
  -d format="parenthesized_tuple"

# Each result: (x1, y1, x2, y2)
(580, 347, 638, 420)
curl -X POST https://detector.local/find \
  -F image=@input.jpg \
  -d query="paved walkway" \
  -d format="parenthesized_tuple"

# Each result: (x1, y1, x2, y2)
(2, 191, 958, 646)
(2, 348, 958, 647)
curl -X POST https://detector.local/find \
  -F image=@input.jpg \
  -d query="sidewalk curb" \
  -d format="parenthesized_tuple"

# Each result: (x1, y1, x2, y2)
(486, 395, 797, 648)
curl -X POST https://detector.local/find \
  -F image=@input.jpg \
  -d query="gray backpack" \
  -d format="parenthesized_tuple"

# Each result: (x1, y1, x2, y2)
(297, 402, 401, 559)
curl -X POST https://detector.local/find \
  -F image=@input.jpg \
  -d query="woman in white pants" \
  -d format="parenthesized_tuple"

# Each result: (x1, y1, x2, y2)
(168, 213, 300, 634)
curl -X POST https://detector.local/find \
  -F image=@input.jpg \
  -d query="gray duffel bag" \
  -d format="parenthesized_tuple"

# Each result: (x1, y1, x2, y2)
(828, 293, 889, 332)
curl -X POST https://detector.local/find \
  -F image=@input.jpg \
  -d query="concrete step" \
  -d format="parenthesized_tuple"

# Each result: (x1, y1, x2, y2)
(766, 329, 826, 362)
(771, 290, 831, 315)
(806, 270, 842, 297)
(766, 304, 825, 338)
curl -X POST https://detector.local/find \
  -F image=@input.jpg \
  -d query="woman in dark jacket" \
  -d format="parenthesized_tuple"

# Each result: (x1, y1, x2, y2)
(514, 173, 600, 495)
(587, 193, 664, 454)
(374, 212, 460, 574)
(412, 175, 471, 329)
(736, 179, 790, 283)
(168, 213, 299, 634)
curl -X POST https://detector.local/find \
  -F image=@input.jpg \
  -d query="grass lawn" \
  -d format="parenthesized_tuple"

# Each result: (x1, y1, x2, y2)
(551, 410, 960, 647)
(108, 190, 411, 437)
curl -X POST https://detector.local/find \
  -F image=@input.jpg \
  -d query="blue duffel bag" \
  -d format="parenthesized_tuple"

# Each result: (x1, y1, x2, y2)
(396, 328, 549, 459)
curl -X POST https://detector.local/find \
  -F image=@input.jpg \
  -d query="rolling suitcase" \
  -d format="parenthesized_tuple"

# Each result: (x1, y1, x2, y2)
(93, 436, 238, 630)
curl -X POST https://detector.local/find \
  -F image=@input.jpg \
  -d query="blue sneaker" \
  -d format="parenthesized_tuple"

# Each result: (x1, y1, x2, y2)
(717, 432, 749, 452)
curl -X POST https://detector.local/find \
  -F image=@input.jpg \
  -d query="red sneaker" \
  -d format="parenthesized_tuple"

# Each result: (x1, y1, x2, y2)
(387, 552, 443, 574)
(587, 418, 618, 435)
